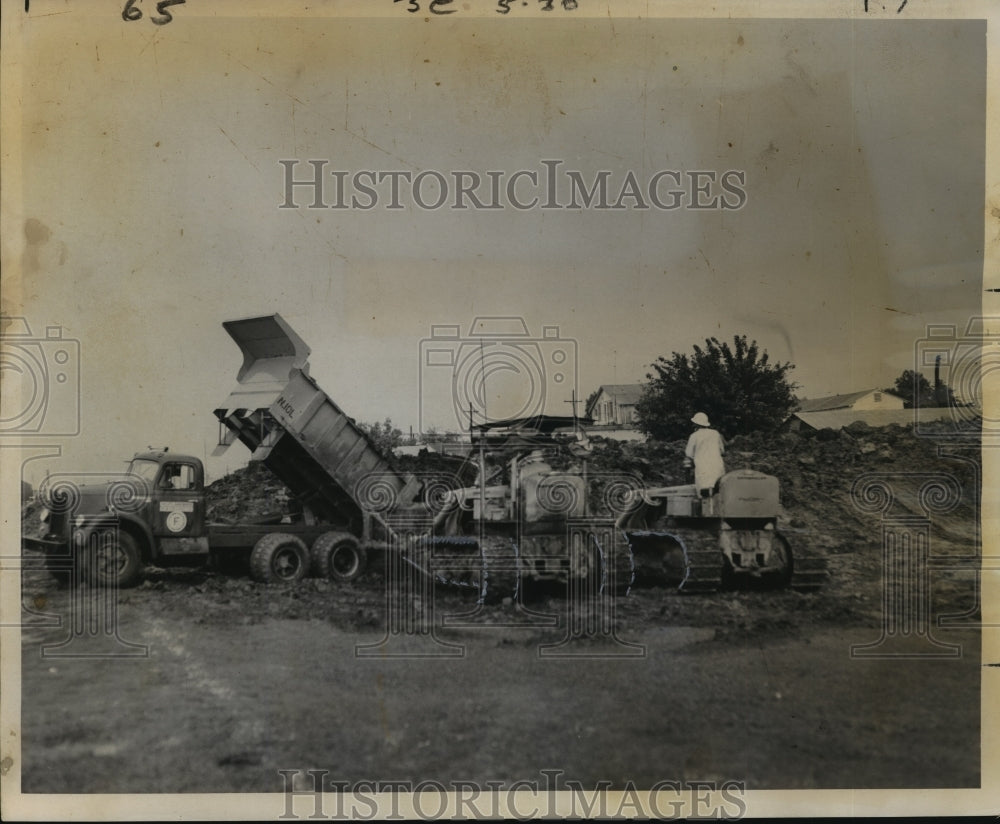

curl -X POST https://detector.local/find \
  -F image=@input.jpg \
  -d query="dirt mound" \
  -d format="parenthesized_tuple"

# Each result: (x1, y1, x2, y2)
(206, 420, 980, 576)
(206, 461, 295, 524)
(193, 421, 980, 629)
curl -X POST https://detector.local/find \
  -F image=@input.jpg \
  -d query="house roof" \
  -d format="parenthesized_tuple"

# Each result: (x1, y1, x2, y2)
(587, 384, 644, 415)
(469, 414, 594, 449)
(471, 414, 592, 434)
(796, 388, 899, 413)
(791, 408, 955, 430)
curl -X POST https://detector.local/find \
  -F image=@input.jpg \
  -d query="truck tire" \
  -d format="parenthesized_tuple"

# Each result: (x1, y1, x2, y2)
(310, 532, 367, 583)
(83, 530, 144, 589)
(44, 558, 72, 586)
(250, 533, 310, 584)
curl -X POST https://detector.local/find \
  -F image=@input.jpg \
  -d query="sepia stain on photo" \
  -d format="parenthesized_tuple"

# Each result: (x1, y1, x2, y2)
(1, 1, 997, 820)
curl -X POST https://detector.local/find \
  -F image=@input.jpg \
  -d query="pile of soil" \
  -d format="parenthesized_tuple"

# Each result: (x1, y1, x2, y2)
(199, 420, 979, 610)
(21, 420, 979, 633)
(205, 460, 292, 524)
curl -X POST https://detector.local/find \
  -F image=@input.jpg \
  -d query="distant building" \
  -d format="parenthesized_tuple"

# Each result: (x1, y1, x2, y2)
(789, 388, 921, 431)
(796, 388, 904, 415)
(586, 384, 644, 427)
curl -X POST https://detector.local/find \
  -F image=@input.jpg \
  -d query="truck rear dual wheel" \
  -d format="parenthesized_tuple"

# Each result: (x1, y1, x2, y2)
(250, 533, 310, 584)
(310, 532, 367, 583)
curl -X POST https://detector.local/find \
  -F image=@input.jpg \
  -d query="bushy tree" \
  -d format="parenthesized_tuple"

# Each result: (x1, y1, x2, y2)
(891, 368, 961, 408)
(891, 369, 933, 408)
(357, 417, 404, 455)
(636, 335, 796, 440)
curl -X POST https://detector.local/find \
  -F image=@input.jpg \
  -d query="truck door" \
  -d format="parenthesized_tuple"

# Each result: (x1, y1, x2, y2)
(153, 461, 206, 539)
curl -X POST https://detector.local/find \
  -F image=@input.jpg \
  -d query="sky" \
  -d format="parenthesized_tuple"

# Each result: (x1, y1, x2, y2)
(2, 12, 988, 483)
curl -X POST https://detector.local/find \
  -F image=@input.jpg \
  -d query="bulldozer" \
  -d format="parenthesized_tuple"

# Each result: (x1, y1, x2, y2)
(616, 470, 827, 592)
(27, 313, 825, 597)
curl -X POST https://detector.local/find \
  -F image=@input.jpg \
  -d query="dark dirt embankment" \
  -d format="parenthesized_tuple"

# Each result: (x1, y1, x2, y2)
(17, 420, 983, 794)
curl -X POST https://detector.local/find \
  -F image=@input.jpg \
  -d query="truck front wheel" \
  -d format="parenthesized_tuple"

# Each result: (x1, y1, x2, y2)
(250, 533, 310, 584)
(83, 530, 144, 589)
(310, 532, 367, 583)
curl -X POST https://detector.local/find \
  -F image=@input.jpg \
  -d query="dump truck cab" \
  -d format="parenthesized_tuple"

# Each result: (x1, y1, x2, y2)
(122, 450, 208, 550)
(32, 449, 210, 588)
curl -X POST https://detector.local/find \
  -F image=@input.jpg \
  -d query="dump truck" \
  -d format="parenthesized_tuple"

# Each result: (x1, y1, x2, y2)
(29, 446, 351, 587)
(28, 315, 426, 588)
(27, 313, 824, 596)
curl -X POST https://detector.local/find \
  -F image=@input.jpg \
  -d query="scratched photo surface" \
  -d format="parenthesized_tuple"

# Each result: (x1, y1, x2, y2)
(1, 2, 996, 818)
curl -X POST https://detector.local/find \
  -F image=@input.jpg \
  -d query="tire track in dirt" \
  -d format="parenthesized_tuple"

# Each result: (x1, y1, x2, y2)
(144, 618, 267, 766)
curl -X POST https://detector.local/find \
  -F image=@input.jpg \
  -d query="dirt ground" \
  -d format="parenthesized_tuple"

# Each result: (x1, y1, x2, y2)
(16, 424, 984, 795)
(18, 560, 981, 795)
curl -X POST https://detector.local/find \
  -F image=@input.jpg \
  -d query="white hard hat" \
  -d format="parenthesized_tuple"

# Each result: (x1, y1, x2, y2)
(691, 412, 711, 427)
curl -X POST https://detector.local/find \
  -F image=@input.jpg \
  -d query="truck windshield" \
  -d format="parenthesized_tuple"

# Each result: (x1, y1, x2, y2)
(127, 459, 161, 482)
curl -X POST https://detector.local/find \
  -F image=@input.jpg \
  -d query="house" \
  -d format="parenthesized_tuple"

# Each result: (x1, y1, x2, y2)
(796, 388, 904, 415)
(585, 384, 644, 427)
(790, 387, 917, 431)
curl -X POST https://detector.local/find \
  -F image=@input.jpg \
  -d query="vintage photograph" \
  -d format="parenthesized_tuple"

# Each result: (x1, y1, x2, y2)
(1, 1, 997, 818)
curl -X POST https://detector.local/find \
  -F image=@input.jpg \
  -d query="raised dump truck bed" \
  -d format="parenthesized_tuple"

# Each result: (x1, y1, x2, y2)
(213, 315, 422, 536)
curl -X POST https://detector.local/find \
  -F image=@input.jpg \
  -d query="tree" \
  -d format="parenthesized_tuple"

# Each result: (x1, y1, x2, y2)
(357, 417, 404, 455)
(889, 369, 958, 408)
(635, 335, 796, 440)
(891, 369, 933, 408)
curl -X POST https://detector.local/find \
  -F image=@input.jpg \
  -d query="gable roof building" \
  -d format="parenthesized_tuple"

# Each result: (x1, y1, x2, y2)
(791, 387, 916, 430)
(796, 388, 904, 414)
(586, 384, 644, 427)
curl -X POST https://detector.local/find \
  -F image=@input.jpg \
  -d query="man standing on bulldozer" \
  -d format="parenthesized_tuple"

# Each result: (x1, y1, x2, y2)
(684, 412, 726, 497)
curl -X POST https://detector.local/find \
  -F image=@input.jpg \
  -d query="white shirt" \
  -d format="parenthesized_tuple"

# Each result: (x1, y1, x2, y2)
(684, 427, 726, 491)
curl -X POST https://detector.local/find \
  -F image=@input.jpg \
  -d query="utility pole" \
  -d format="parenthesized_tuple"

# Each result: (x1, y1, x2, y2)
(564, 389, 581, 427)
(564, 389, 589, 517)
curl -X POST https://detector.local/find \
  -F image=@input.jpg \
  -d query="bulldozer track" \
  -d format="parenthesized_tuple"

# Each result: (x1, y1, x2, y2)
(603, 535, 636, 596)
(406, 534, 527, 604)
(479, 535, 521, 604)
(790, 549, 828, 592)
(675, 529, 724, 593)
(406, 535, 482, 592)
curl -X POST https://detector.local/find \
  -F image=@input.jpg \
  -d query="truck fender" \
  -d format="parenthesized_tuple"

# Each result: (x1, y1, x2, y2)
(75, 512, 155, 563)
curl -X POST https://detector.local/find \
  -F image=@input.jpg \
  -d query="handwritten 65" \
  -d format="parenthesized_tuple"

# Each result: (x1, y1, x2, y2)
(122, 0, 186, 26)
